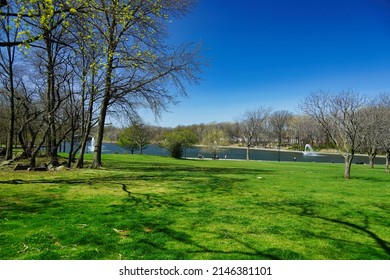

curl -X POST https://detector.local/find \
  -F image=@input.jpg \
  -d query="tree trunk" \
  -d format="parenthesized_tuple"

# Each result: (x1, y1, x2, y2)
(91, 59, 112, 168)
(67, 130, 75, 168)
(5, 72, 15, 160)
(386, 150, 389, 174)
(5, 23, 15, 160)
(76, 63, 96, 168)
(91, 30, 116, 168)
(91, 86, 110, 168)
(30, 128, 48, 168)
(343, 153, 354, 179)
(367, 147, 377, 168)
(246, 145, 250, 160)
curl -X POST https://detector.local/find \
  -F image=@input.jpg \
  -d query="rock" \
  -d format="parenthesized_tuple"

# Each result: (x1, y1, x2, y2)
(56, 165, 68, 171)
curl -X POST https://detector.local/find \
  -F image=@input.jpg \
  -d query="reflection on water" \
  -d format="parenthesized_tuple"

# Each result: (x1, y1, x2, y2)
(62, 142, 386, 165)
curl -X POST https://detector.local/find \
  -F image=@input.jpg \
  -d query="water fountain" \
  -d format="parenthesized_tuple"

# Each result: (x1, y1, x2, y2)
(303, 144, 316, 156)
(89, 137, 95, 153)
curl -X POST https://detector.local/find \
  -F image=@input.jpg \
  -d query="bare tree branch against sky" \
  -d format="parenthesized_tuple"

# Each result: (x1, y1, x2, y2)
(139, 0, 390, 127)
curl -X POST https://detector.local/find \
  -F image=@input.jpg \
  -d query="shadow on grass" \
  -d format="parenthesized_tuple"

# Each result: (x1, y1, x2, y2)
(109, 200, 286, 260)
(287, 201, 390, 258)
(0, 160, 271, 187)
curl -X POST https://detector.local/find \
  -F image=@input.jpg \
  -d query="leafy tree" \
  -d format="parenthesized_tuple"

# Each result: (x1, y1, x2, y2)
(162, 128, 197, 158)
(201, 127, 228, 159)
(118, 127, 139, 154)
(118, 123, 151, 154)
(90, 0, 203, 168)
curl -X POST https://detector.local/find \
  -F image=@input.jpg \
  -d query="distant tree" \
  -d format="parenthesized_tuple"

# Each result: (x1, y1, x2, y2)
(201, 127, 228, 159)
(300, 90, 367, 179)
(162, 128, 197, 158)
(269, 110, 293, 162)
(237, 107, 271, 160)
(118, 126, 140, 154)
(360, 104, 382, 168)
(118, 123, 151, 155)
(289, 115, 323, 149)
(375, 93, 390, 173)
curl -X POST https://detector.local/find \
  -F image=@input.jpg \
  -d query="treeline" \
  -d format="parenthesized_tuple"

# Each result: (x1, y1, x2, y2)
(0, 0, 203, 168)
(118, 90, 390, 178)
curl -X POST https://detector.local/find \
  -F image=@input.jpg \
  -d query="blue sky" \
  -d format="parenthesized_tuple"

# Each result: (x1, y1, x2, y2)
(141, 0, 390, 127)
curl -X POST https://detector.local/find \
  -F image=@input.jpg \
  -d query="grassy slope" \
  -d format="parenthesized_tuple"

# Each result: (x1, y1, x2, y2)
(0, 154, 389, 260)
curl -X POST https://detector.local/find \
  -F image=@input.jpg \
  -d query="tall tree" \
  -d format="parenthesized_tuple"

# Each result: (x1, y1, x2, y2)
(70, 15, 103, 168)
(89, 0, 203, 168)
(300, 90, 367, 179)
(0, 2, 19, 160)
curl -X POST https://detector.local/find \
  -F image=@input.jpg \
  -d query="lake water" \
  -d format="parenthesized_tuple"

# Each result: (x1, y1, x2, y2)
(67, 142, 386, 165)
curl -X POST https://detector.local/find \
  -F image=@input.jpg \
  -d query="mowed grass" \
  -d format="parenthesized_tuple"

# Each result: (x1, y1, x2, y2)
(0, 154, 389, 260)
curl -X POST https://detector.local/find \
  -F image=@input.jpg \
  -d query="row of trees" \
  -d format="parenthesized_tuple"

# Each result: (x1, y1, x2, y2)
(0, 0, 203, 168)
(118, 90, 390, 179)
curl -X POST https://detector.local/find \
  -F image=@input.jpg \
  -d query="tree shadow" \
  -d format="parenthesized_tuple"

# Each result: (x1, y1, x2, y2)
(290, 201, 390, 258)
(110, 186, 300, 260)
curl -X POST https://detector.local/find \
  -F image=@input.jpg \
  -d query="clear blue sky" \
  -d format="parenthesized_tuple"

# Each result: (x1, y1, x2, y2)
(140, 0, 390, 127)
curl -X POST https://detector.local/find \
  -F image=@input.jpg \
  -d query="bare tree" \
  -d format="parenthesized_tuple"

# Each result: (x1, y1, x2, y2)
(289, 115, 325, 149)
(237, 107, 271, 160)
(360, 103, 382, 168)
(375, 93, 390, 173)
(300, 90, 367, 179)
(269, 110, 293, 162)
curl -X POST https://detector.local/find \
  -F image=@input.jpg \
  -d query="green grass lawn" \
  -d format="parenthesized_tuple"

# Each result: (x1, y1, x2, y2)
(0, 154, 389, 260)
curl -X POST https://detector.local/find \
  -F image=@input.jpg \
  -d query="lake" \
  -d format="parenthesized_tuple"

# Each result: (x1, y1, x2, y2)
(66, 142, 386, 165)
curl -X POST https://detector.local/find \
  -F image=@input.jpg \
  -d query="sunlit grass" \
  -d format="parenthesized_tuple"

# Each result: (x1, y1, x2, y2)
(0, 154, 389, 260)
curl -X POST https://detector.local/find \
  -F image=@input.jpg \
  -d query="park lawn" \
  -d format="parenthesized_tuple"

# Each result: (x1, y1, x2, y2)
(0, 154, 389, 260)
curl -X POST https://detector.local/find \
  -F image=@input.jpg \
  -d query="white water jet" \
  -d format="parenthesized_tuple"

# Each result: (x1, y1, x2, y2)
(89, 137, 95, 152)
(303, 144, 316, 156)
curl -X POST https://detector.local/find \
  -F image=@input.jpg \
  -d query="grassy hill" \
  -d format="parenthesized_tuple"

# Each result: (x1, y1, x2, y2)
(0, 155, 389, 259)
